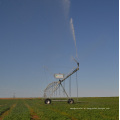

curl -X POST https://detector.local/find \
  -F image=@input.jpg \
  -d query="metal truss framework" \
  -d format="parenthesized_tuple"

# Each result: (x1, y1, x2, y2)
(44, 62, 79, 98)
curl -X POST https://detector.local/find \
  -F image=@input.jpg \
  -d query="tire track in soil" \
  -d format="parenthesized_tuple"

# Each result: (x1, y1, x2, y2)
(0, 104, 16, 120)
(49, 107, 78, 120)
(25, 104, 40, 120)
(37, 103, 78, 120)
(26, 101, 78, 120)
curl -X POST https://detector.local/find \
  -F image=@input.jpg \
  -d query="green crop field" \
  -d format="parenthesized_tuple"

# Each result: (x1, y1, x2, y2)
(0, 97, 119, 120)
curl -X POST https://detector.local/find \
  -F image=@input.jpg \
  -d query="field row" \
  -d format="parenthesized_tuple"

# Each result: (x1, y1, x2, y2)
(0, 97, 119, 120)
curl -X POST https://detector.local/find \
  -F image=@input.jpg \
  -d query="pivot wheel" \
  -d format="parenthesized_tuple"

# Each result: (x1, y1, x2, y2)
(68, 99, 74, 104)
(45, 98, 51, 104)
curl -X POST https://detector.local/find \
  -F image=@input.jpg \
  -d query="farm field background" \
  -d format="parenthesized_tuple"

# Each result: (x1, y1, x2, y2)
(0, 97, 119, 120)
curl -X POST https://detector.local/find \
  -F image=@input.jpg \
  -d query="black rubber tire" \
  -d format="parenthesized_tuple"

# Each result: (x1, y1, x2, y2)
(45, 98, 51, 104)
(68, 99, 74, 104)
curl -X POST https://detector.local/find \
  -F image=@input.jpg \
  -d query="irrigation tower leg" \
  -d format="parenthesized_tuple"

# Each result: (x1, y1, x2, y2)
(60, 83, 69, 98)
(76, 71, 78, 102)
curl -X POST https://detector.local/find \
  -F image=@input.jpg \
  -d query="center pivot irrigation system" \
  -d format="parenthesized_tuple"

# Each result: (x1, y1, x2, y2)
(43, 59, 79, 104)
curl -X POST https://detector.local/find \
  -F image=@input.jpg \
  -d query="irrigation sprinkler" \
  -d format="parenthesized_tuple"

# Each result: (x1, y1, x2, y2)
(44, 60, 79, 104)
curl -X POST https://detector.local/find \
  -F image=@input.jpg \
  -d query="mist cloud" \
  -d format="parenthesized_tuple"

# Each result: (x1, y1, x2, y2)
(62, 0, 70, 18)
(70, 18, 78, 58)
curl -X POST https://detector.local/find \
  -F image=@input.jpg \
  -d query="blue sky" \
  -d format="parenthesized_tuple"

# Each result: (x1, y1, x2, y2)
(0, 0, 118, 98)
